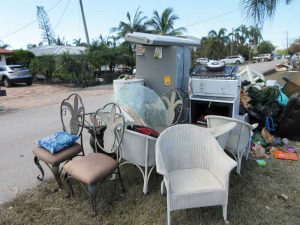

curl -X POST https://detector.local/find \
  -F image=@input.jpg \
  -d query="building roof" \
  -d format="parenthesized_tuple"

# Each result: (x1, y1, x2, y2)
(0, 48, 13, 55)
(125, 32, 200, 47)
(28, 45, 87, 56)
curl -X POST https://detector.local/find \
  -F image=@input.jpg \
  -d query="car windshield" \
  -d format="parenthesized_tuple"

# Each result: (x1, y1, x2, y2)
(9, 66, 25, 71)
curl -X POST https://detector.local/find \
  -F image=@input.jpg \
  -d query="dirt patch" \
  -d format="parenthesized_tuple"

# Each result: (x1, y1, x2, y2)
(0, 83, 113, 113)
(1, 156, 300, 225)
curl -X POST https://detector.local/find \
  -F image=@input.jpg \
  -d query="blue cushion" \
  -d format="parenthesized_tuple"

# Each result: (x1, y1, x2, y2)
(36, 131, 79, 154)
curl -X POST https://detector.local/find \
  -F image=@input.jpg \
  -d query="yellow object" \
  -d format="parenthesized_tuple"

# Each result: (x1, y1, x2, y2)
(164, 75, 171, 86)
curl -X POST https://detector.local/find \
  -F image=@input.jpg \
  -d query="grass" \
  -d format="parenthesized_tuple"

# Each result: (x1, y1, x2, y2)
(1, 153, 300, 225)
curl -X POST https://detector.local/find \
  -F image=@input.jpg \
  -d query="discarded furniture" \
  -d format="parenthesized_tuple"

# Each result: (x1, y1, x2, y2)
(190, 65, 241, 124)
(275, 63, 291, 72)
(277, 93, 300, 141)
(32, 93, 85, 188)
(161, 89, 183, 126)
(282, 77, 300, 98)
(125, 32, 200, 122)
(205, 115, 258, 175)
(120, 89, 183, 194)
(206, 122, 238, 149)
(64, 103, 125, 212)
(120, 128, 157, 194)
(239, 66, 265, 85)
(156, 124, 237, 225)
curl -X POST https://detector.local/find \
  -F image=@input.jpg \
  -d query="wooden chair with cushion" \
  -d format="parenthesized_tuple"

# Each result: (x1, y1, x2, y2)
(63, 103, 125, 212)
(32, 93, 85, 189)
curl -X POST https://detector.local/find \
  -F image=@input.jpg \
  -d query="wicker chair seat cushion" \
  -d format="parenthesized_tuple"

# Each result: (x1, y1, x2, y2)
(64, 153, 118, 185)
(32, 142, 82, 166)
(168, 168, 225, 194)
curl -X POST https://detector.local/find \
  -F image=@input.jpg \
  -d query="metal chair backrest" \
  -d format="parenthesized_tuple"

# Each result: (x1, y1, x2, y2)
(60, 93, 85, 137)
(93, 103, 125, 154)
(161, 89, 183, 126)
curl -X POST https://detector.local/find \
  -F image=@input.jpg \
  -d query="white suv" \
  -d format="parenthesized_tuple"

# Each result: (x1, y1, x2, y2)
(195, 57, 209, 65)
(0, 65, 33, 87)
(253, 54, 272, 62)
(221, 55, 244, 64)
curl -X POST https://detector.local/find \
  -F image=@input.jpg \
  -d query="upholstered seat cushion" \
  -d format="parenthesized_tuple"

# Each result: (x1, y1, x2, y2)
(32, 142, 82, 166)
(169, 168, 225, 194)
(63, 153, 118, 185)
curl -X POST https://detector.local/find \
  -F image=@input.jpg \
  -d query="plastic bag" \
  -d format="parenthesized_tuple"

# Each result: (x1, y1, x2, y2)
(276, 88, 288, 106)
(274, 149, 298, 161)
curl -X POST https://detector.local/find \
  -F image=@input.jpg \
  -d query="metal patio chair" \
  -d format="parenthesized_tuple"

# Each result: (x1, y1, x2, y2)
(156, 124, 237, 225)
(63, 103, 125, 213)
(32, 93, 85, 189)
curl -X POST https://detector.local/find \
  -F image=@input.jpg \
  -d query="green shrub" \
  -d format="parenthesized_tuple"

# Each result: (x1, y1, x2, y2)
(6, 49, 35, 67)
(29, 55, 55, 79)
(55, 52, 94, 83)
(100, 73, 115, 84)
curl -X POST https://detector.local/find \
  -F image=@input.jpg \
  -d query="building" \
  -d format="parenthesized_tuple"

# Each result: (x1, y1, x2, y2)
(28, 45, 87, 56)
(0, 49, 13, 65)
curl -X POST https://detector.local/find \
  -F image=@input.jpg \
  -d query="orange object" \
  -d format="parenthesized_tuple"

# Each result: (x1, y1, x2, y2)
(274, 150, 298, 161)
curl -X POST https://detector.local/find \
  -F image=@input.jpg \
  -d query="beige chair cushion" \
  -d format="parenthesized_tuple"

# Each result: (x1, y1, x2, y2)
(168, 168, 225, 194)
(32, 142, 82, 166)
(63, 153, 118, 185)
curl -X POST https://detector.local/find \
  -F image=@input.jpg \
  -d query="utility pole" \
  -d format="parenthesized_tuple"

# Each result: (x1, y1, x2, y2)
(230, 28, 234, 55)
(79, 0, 90, 45)
(286, 31, 289, 55)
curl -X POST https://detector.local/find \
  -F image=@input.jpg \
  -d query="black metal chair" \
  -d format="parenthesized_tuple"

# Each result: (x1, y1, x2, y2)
(32, 93, 85, 189)
(63, 103, 125, 213)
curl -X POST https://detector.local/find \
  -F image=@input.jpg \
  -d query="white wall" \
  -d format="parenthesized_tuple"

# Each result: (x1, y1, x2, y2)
(0, 56, 6, 66)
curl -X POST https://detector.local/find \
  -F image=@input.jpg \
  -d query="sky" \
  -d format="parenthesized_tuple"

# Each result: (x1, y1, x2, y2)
(0, 0, 299, 50)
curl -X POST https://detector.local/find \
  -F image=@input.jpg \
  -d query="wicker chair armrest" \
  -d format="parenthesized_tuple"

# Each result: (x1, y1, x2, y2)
(209, 149, 237, 186)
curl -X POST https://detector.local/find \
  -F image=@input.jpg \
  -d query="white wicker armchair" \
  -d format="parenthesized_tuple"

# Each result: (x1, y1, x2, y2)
(156, 124, 237, 225)
(205, 115, 258, 175)
(120, 129, 157, 194)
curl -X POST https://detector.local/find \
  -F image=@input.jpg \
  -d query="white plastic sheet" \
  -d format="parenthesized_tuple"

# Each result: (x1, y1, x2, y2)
(113, 84, 167, 132)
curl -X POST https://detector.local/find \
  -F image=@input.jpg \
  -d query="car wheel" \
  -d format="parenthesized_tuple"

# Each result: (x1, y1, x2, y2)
(264, 58, 268, 62)
(235, 60, 241, 64)
(3, 78, 12, 87)
(26, 81, 32, 86)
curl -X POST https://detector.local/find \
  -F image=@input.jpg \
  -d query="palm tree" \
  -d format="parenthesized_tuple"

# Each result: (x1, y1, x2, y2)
(0, 40, 9, 49)
(207, 28, 230, 58)
(235, 25, 249, 46)
(27, 43, 37, 49)
(241, 0, 294, 24)
(148, 8, 187, 36)
(111, 7, 148, 39)
(248, 25, 262, 46)
(73, 38, 87, 46)
(53, 36, 66, 46)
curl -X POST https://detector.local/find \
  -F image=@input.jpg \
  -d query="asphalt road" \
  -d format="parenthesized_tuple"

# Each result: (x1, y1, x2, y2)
(239, 58, 286, 74)
(0, 93, 112, 204)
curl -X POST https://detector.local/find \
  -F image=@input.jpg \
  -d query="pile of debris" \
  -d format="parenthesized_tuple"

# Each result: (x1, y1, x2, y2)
(239, 68, 300, 165)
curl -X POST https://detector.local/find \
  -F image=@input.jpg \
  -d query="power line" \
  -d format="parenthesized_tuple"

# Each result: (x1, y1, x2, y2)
(0, 0, 64, 39)
(54, 0, 71, 31)
(183, 8, 240, 28)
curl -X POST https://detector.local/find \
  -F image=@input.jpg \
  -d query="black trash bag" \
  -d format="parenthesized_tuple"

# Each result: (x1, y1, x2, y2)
(246, 86, 281, 128)
(247, 86, 279, 108)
